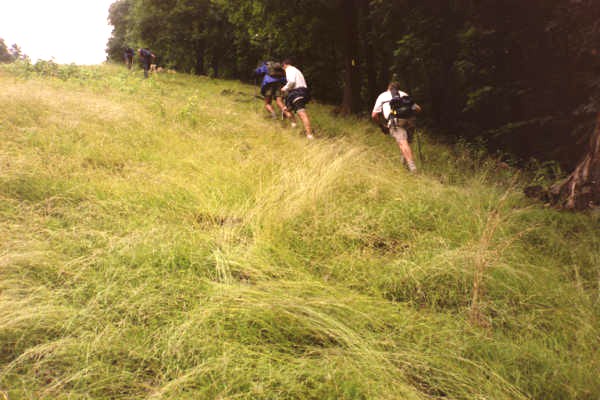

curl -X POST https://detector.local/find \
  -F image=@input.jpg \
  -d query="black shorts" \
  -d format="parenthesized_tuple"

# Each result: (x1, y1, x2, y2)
(286, 87, 310, 112)
(261, 82, 283, 98)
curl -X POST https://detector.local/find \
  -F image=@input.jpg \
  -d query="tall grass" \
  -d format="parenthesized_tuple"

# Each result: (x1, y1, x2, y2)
(0, 63, 598, 399)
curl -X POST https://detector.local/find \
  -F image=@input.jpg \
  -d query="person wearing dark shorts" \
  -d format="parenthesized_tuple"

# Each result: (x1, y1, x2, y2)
(124, 47, 135, 69)
(281, 59, 314, 139)
(285, 87, 310, 113)
(138, 48, 155, 78)
(255, 62, 287, 119)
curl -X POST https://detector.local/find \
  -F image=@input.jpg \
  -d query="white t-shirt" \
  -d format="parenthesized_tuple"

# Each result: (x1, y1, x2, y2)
(372, 90, 409, 120)
(281, 65, 307, 92)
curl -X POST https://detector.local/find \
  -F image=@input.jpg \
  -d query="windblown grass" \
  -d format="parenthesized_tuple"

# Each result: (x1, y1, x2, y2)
(0, 63, 598, 399)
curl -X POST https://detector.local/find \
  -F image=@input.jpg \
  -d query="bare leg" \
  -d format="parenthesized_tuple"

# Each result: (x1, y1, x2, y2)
(297, 109, 313, 137)
(276, 97, 292, 120)
(264, 98, 276, 117)
(283, 108, 297, 126)
(395, 138, 416, 171)
(390, 124, 416, 171)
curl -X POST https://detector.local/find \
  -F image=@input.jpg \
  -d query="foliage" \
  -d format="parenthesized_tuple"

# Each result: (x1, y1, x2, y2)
(105, 0, 600, 171)
(0, 38, 12, 63)
(106, 0, 135, 62)
(0, 38, 25, 64)
(3, 58, 97, 80)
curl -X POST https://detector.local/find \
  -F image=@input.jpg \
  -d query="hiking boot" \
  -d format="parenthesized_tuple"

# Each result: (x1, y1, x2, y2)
(407, 161, 417, 173)
(306, 133, 315, 140)
(291, 122, 298, 128)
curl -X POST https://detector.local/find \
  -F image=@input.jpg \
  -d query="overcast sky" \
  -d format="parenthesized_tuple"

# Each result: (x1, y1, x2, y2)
(0, 0, 115, 65)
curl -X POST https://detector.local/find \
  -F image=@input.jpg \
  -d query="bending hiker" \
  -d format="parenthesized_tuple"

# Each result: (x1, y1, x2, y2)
(372, 82, 422, 172)
(124, 47, 135, 69)
(255, 61, 288, 120)
(138, 48, 156, 78)
(281, 59, 314, 139)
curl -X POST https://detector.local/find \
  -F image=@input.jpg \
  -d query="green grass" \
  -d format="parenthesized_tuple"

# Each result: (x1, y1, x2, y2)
(0, 62, 598, 399)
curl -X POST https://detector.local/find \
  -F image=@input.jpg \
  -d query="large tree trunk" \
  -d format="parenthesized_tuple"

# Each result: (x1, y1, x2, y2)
(550, 112, 600, 210)
(339, 0, 361, 115)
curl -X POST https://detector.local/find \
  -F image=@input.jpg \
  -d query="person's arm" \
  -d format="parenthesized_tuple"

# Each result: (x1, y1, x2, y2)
(372, 95, 384, 121)
(372, 95, 388, 133)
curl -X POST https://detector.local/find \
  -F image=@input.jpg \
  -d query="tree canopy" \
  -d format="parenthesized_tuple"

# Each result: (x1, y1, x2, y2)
(0, 38, 24, 63)
(107, 0, 600, 171)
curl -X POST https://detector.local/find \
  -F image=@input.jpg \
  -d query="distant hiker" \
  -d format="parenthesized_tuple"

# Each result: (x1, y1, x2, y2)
(254, 61, 288, 119)
(138, 48, 156, 78)
(372, 82, 422, 172)
(281, 59, 314, 139)
(124, 47, 135, 69)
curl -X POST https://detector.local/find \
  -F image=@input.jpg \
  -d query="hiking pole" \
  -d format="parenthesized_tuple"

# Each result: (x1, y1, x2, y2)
(253, 75, 261, 113)
(415, 128, 424, 170)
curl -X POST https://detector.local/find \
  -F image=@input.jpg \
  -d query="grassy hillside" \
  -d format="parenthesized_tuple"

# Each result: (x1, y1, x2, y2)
(0, 63, 598, 400)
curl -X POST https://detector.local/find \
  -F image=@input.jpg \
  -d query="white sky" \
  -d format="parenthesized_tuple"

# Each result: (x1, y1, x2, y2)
(0, 0, 115, 65)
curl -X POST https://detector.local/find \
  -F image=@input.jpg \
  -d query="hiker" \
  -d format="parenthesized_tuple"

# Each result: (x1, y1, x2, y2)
(254, 61, 288, 120)
(281, 59, 314, 139)
(124, 47, 135, 69)
(138, 48, 156, 78)
(372, 82, 422, 172)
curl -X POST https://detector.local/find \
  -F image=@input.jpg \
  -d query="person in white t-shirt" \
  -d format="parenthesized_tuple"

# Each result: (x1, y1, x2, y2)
(372, 82, 422, 172)
(281, 59, 314, 139)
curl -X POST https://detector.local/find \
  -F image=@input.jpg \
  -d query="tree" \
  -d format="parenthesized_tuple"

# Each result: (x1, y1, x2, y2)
(551, 112, 600, 209)
(339, 0, 361, 114)
(548, 0, 600, 210)
(0, 38, 12, 63)
(106, 0, 134, 62)
(358, 0, 377, 106)
(8, 44, 22, 60)
(104, 0, 600, 185)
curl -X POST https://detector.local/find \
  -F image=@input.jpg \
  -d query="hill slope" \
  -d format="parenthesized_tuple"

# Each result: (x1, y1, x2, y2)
(1, 63, 599, 399)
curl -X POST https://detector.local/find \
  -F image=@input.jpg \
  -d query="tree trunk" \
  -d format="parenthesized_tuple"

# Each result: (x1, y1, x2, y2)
(359, 0, 377, 105)
(194, 39, 205, 75)
(340, 0, 361, 115)
(550, 112, 600, 210)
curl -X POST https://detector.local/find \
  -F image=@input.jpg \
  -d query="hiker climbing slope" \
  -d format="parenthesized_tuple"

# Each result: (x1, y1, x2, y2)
(255, 61, 288, 120)
(281, 59, 314, 139)
(372, 82, 422, 172)
(124, 47, 135, 69)
(138, 48, 156, 78)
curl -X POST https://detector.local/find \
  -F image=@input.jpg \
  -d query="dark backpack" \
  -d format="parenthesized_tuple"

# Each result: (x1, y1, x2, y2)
(139, 48, 153, 59)
(389, 87, 415, 118)
(266, 61, 285, 79)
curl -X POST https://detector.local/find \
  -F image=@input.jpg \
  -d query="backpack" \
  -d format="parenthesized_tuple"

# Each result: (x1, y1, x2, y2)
(389, 87, 415, 118)
(266, 61, 285, 79)
(139, 48, 154, 59)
